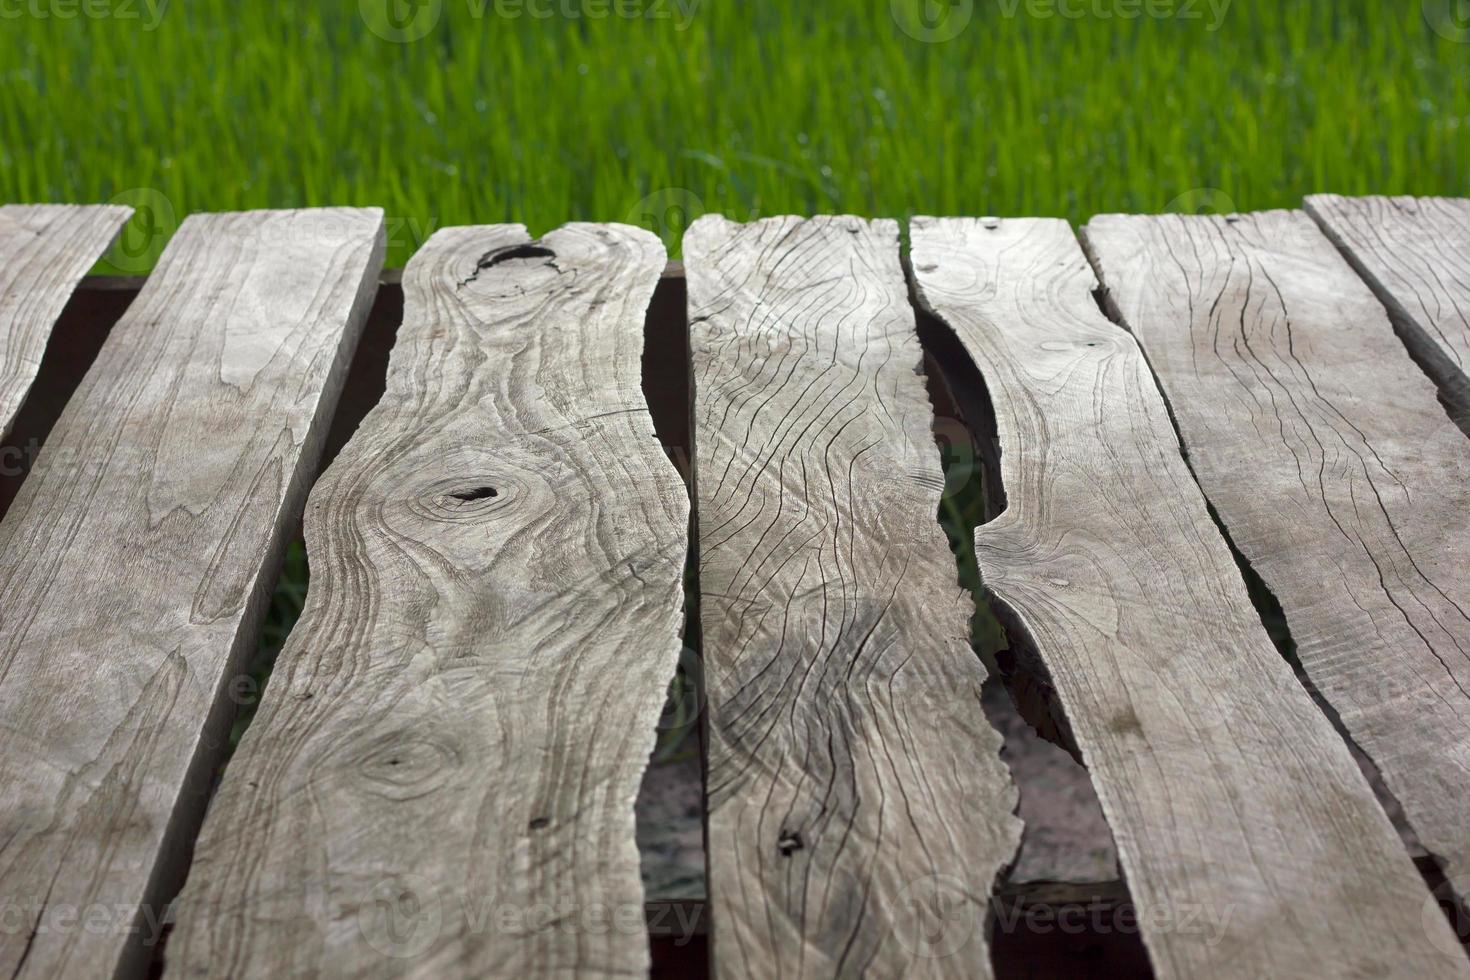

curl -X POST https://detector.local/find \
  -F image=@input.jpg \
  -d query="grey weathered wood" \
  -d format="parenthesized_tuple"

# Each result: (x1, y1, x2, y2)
(1305, 194, 1470, 428)
(688, 214, 1021, 978)
(912, 216, 1468, 979)
(1083, 209, 1470, 964)
(1085, 207, 1470, 906)
(168, 223, 687, 978)
(0, 208, 384, 979)
(0, 204, 131, 439)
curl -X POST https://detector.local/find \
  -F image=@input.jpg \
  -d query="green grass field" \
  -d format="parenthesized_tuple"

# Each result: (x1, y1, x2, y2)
(4, 0, 1468, 271)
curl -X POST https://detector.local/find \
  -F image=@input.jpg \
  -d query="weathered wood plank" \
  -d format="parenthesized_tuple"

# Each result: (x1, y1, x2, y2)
(1305, 194, 1470, 426)
(1082, 209, 1470, 966)
(912, 216, 1468, 979)
(0, 204, 131, 439)
(168, 223, 687, 977)
(0, 208, 384, 980)
(688, 214, 1021, 978)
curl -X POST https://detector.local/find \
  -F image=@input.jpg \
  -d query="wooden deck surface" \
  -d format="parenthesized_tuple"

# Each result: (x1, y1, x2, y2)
(0, 199, 1467, 978)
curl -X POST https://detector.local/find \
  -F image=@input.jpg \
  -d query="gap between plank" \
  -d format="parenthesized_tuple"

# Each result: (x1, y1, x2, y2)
(0, 287, 136, 521)
(898, 231, 1152, 980)
(638, 267, 713, 978)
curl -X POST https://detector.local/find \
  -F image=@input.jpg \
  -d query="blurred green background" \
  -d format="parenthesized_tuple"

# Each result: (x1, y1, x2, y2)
(3, 0, 1468, 271)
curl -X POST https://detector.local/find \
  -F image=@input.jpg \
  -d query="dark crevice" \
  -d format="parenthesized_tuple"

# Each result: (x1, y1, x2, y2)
(0, 285, 136, 522)
(639, 270, 710, 976)
(1081, 245, 1470, 955)
(900, 240, 1079, 757)
(899, 238, 1149, 980)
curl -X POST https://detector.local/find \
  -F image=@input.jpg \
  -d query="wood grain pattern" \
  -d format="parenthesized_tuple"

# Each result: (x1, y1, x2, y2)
(0, 208, 384, 979)
(911, 215, 1469, 979)
(1305, 194, 1470, 428)
(0, 204, 131, 440)
(688, 215, 1021, 978)
(167, 223, 687, 978)
(1082, 209, 1470, 963)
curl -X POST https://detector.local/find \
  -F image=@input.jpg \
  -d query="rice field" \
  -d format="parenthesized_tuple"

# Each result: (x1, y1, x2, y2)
(3, 0, 1467, 270)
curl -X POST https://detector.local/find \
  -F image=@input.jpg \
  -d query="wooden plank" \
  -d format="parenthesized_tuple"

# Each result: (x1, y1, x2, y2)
(167, 223, 687, 977)
(1305, 194, 1470, 426)
(911, 216, 1468, 979)
(688, 214, 1021, 978)
(1082, 209, 1470, 964)
(0, 208, 385, 980)
(0, 204, 131, 439)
